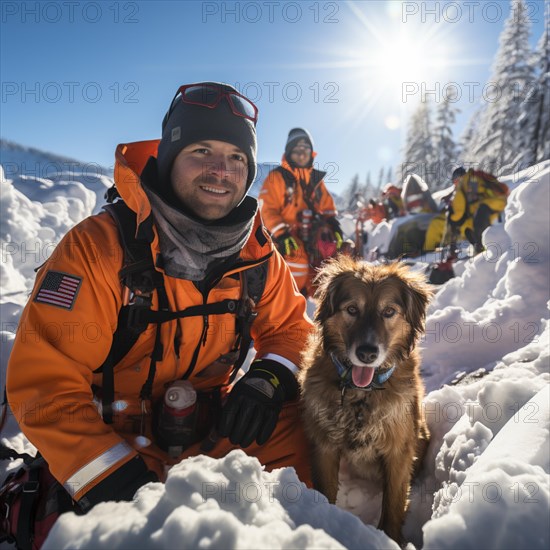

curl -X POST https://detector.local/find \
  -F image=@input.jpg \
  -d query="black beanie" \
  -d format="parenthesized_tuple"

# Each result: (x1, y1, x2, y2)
(452, 167, 466, 181)
(156, 82, 257, 190)
(284, 127, 314, 159)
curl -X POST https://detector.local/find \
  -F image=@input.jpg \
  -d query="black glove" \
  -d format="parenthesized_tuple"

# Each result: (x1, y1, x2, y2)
(218, 359, 299, 448)
(275, 231, 299, 255)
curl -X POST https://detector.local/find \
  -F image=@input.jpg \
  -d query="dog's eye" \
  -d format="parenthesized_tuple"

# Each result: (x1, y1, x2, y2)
(346, 305, 359, 316)
(382, 307, 396, 318)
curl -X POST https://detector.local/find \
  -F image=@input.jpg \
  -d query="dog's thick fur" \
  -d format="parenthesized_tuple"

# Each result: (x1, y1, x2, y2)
(299, 256, 431, 543)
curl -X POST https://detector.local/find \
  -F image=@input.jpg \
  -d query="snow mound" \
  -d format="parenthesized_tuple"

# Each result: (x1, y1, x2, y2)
(422, 386, 550, 549)
(44, 450, 396, 550)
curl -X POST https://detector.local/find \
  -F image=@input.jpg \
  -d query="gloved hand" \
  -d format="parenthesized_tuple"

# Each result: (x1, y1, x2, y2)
(275, 231, 299, 256)
(326, 217, 344, 249)
(218, 359, 299, 448)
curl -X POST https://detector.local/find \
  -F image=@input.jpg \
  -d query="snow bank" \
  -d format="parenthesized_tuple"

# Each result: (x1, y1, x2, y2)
(423, 386, 549, 549)
(44, 450, 396, 550)
(0, 151, 109, 304)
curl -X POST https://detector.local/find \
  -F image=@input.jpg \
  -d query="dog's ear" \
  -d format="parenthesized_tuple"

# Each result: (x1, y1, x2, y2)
(313, 270, 348, 324)
(314, 273, 338, 323)
(313, 256, 358, 324)
(399, 273, 433, 352)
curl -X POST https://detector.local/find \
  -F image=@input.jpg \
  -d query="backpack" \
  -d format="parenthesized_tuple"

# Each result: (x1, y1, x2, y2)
(473, 170, 509, 197)
(0, 441, 76, 550)
(95, 199, 270, 424)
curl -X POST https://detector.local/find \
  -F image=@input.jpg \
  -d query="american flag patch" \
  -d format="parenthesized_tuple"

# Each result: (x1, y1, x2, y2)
(34, 271, 82, 310)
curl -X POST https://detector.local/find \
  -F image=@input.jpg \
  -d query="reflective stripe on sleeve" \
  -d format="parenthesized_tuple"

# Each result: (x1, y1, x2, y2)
(260, 353, 299, 374)
(64, 441, 134, 498)
(270, 223, 288, 236)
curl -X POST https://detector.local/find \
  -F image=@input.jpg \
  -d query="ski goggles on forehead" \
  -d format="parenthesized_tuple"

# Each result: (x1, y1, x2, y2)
(167, 84, 258, 125)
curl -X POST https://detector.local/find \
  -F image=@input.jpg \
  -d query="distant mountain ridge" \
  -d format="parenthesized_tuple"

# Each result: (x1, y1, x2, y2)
(0, 139, 113, 177)
(0, 139, 342, 206)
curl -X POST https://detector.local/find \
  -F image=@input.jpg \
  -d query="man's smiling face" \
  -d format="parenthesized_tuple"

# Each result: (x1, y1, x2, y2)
(170, 140, 249, 221)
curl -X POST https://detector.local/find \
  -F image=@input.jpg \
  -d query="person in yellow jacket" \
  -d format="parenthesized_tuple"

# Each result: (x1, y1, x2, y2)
(7, 83, 313, 513)
(447, 167, 508, 252)
(423, 167, 508, 253)
(259, 128, 343, 296)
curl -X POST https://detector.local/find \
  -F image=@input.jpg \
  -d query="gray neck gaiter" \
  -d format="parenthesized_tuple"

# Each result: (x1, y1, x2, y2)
(143, 185, 257, 281)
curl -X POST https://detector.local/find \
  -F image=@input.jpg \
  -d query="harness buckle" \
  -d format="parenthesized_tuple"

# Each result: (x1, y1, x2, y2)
(126, 293, 153, 335)
(22, 481, 39, 494)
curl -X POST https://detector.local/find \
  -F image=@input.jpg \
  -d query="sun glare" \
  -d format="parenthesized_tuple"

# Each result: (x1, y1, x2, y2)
(362, 23, 452, 97)
(326, 1, 461, 131)
(370, 37, 440, 82)
(294, 2, 466, 136)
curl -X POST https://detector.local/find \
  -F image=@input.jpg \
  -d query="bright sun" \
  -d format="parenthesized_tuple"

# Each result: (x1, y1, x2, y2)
(303, 1, 463, 134)
(363, 24, 452, 95)
(343, 1, 454, 109)
(370, 37, 445, 83)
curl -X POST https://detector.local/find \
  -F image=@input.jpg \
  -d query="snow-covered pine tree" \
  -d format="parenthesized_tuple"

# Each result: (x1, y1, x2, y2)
(460, 110, 481, 166)
(364, 172, 374, 202)
(534, 4, 550, 162)
(518, 1, 549, 165)
(377, 167, 385, 191)
(470, 0, 536, 172)
(430, 89, 460, 190)
(344, 173, 361, 212)
(386, 166, 393, 185)
(400, 100, 434, 187)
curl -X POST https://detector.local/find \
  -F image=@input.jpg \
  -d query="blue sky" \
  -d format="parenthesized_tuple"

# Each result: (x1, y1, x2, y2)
(1, 0, 546, 194)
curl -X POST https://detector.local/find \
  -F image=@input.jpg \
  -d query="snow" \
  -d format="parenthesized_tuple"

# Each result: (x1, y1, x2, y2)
(43, 451, 395, 550)
(1, 141, 549, 549)
(423, 386, 549, 550)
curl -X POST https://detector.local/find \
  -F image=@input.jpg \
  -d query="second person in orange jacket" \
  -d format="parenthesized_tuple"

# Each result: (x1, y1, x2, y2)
(259, 128, 343, 296)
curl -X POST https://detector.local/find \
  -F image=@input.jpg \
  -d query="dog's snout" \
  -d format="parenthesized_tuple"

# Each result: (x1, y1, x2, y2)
(356, 344, 379, 364)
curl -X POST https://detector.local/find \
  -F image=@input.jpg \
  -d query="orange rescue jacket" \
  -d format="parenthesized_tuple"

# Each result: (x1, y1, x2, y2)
(6, 140, 313, 502)
(259, 156, 338, 237)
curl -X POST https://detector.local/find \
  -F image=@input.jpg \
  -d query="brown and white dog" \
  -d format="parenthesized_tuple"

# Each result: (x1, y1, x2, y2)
(299, 256, 431, 543)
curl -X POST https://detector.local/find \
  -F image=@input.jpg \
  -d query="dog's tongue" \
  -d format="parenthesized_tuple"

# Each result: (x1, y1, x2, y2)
(352, 366, 375, 388)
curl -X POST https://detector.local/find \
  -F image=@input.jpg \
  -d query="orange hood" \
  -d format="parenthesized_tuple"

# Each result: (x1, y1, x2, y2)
(114, 139, 160, 228)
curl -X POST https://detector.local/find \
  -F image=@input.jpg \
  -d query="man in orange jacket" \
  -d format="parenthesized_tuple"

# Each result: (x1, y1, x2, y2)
(7, 83, 313, 512)
(259, 128, 343, 296)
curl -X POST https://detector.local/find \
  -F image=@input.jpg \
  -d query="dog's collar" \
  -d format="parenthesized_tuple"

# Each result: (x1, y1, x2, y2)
(330, 352, 395, 392)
